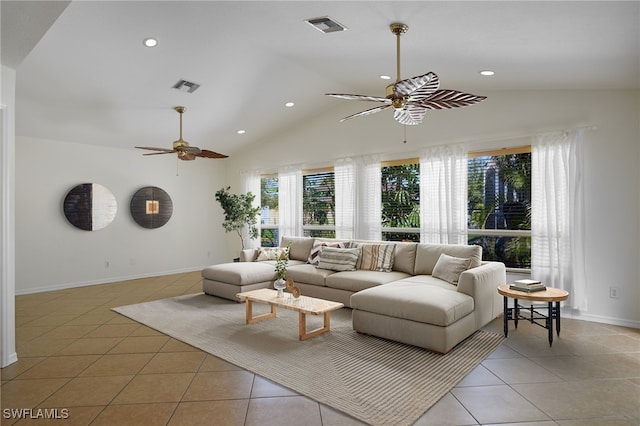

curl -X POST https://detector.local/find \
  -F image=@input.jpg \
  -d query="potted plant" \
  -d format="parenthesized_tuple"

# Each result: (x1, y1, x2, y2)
(215, 186, 261, 255)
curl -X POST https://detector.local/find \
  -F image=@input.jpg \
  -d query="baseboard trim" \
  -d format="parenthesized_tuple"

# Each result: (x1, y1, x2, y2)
(562, 309, 640, 329)
(15, 267, 204, 296)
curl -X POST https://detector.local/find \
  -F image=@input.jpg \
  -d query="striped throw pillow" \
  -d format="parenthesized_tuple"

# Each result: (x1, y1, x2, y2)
(316, 247, 360, 272)
(307, 240, 347, 265)
(354, 243, 395, 272)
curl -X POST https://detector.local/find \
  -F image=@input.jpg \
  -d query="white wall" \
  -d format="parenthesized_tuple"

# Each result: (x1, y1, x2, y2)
(15, 137, 229, 293)
(226, 90, 640, 327)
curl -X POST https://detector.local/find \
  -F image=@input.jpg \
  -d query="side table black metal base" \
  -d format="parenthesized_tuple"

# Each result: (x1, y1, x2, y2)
(503, 297, 562, 346)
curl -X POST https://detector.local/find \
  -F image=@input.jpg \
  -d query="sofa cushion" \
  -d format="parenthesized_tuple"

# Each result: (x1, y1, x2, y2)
(280, 236, 315, 262)
(391, 275, 457, 291)
(325, 270, 410, 292)
(391, 242, 417, 274)
(307, 240, 347, 265)
(414, 244, 482, 275)
(353, 243, 395, 272)
(285, 264, 335, 286)
(350, 281, 474, 327)
(317, 247, 360, 271)
(201, 262, 276, 285)
(432, 253, 472, 285)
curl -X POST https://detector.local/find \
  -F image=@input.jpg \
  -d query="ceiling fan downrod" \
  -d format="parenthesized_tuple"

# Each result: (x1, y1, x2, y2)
(390, 23, 408, 83)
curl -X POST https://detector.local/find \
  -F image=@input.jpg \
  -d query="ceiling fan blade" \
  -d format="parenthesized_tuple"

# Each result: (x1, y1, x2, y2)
(142, 151, 176, 156)
(196, 149, 229, 159)
(339, 104, 392, 122)
(394, 104, 428, 125)
(394, 72, 439, 98)
(135, 146, 175, 153)
(326, 93, 391, 103)
(418, 90, 487, 110)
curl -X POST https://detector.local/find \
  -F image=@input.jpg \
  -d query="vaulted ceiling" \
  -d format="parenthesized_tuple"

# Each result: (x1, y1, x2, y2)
(3, 1, 639, 156)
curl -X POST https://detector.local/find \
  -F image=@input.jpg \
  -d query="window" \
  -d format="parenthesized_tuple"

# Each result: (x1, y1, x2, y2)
(381, 159, 420, 242)
(303, 169, 335, 238)
(467, 147, 532, 269)
(260, 175, 279, 247)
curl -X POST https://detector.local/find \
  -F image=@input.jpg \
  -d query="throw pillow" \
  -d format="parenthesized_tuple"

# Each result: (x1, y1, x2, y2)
(431, 253, 472, 285)
(353, 243, 395, 272)
(307, 240, 347, 265)
(316, 247, 360, 272)
(255, 247, 286, 262)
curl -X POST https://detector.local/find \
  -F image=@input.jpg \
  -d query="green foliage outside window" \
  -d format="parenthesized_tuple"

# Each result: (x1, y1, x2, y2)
(381, 163, 420, 241)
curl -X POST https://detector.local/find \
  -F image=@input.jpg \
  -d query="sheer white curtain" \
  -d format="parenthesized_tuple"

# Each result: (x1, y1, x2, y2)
(278, 166, 303, 240)
(334, 158, 355, 239)
(355, 155, 382, 240)
(241, 170, 261, 249)
(420, 144, 468, 244)
(532, 129, 587, 310)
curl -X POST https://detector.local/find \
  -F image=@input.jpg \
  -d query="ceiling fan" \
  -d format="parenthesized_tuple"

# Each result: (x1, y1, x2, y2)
(326, 23, 487, 125)
(135, 106, 228, 161)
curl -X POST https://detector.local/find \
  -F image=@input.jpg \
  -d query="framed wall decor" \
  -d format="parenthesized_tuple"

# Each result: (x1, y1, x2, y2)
(130, 186, 173, 229)
(63, 183, 117, 231)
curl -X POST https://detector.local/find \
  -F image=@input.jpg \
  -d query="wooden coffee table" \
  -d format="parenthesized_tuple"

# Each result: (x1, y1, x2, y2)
(498, 284, 569, 346)
(236, 288, 344, 341)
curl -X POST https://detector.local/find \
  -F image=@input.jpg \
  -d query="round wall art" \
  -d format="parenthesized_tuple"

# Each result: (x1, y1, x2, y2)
(130, 186, 173, 229)
(63, 183, 118, 231)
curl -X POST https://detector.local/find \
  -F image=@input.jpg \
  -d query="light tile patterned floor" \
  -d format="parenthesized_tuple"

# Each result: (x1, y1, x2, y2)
(2, 272, 639, 425)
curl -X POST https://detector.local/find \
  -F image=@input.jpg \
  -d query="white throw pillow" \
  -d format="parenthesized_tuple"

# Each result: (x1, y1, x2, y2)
(431, 253, 472, 285)
(316, 247, 360, 272)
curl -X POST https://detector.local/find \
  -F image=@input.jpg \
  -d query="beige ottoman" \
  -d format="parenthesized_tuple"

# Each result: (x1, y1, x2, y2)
(202, 262, 276, 301)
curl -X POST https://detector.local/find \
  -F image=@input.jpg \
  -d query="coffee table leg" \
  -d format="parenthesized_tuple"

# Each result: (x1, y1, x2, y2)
(299, 311, 332, 341)
(245, 300, 277, 324)
(503, 296, 509, 338)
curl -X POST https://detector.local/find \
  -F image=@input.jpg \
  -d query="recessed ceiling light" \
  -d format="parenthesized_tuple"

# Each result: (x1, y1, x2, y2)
(379, 75, 392, 80)
(480, 70, 495, 76)
(236, 130, 246, 135)
(285, 102, 295, 108)
(143, 37, 158, 48)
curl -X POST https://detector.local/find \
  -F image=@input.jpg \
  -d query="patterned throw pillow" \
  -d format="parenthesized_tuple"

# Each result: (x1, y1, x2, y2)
(353, 243, 395, 272)
(431, 253, 471, 285)
(316, 247, 360, 272)
(307, 240, 347, 265)
(255, 247, 286, 262)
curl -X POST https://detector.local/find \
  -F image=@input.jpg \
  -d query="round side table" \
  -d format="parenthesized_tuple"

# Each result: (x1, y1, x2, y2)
(497, 284, 569, 346)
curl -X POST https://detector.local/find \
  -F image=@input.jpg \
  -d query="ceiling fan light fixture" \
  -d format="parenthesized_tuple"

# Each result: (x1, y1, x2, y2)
(305, 17, 347, 34)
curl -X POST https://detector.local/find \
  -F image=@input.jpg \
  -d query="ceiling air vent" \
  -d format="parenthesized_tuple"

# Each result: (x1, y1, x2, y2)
(172, 79, 200, 93)
(305, 17, 347, 34)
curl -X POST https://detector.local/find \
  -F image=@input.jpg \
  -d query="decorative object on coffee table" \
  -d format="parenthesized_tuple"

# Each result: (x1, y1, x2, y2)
(286, 278, 301, 299)
(273, 277, 286, 298)
(273, 243, 291, 297)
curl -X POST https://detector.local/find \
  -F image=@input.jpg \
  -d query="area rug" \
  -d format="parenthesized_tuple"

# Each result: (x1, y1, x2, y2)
(113, 293, 503, 426)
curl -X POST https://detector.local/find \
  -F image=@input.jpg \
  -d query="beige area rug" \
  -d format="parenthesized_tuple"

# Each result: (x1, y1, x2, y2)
(113, 293, 503, 426)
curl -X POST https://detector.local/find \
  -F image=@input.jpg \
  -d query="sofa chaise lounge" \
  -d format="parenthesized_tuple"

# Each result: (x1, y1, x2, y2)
(202, 236, 506, 353)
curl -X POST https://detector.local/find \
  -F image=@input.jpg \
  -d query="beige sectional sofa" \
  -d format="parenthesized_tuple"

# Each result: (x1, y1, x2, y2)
(202, 236, 505, 353)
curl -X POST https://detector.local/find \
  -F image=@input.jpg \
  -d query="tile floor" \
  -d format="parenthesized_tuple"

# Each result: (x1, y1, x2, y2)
(1, 271, 639, 425)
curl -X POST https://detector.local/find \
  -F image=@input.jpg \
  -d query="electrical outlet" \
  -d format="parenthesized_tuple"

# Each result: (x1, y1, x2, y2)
(610, 286, 619, 298)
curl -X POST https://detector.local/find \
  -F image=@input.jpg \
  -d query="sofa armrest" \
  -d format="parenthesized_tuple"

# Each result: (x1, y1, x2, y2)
(457, 261, 506, 328)
(240, 249, 258, 262)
